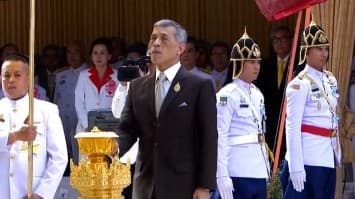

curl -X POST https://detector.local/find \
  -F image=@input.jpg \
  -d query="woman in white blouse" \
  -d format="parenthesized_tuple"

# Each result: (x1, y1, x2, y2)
(75, 37, 118, 133)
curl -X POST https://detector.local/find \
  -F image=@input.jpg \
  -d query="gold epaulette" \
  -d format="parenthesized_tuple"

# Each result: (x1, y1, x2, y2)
(297, 70, 307, 80)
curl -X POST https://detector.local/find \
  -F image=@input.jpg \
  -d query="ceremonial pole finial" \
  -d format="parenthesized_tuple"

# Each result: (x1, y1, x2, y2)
(241, 26, 249, 39)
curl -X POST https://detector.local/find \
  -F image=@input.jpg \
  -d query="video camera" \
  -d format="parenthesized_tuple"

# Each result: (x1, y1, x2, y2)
(117, 56, 151, 82)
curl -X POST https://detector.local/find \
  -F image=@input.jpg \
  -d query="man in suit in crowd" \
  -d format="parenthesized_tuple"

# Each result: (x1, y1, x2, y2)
(118, 19, 217, 199)
(180, 36, 215, 89)
(256, 25, 294, 155)
(210, 41, 231, 92)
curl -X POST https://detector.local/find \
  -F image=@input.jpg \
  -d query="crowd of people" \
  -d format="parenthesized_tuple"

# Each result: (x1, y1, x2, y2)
(0, 18, 348, 199)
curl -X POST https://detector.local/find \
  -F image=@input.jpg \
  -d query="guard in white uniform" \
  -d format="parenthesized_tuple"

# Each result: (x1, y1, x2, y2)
(54, 63, 86, 163)
(280, 21, 341, 199)
(0, 55, 67, 199)
(214, 30, 269, 199)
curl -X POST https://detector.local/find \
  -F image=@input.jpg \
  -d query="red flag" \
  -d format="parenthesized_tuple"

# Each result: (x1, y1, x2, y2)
(255, 0, 327, 21)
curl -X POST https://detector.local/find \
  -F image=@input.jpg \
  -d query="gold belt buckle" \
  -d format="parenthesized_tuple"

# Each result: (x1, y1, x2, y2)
(330, 129, 337, 137)
(258, 134, 265, 143)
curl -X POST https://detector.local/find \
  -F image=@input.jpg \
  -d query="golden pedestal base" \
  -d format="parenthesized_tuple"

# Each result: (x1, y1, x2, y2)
(70, 126, 131, 199)
(70, 158, 130, 199)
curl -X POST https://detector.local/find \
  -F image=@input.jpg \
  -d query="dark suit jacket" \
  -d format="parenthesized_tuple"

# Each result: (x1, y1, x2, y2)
(119, 66, 217, 199)
(255, 55, 290, 150)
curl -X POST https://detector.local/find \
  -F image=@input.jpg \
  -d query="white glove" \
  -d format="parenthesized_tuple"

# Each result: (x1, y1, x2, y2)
(217, 177, 234, 199)
(290, 171, 306, 192)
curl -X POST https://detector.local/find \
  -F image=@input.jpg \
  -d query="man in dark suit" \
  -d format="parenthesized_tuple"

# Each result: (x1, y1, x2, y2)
(119, 19, 217, 199)
(256, 25, 294, 157)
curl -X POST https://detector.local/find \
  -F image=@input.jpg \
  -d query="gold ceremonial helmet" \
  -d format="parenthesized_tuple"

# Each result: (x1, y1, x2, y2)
(299, 20, 330, 65)
(230, 28, 261, 79)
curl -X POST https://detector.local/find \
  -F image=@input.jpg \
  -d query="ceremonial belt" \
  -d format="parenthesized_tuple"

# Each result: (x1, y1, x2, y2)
(301, 124, 337, 137)
(229, 133, 265, 145)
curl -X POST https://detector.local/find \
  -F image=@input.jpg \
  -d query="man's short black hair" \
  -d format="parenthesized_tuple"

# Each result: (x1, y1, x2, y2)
(3, 54, 29, 64)
(211, 41, 231, 55)
(271, 25, 293, 39)
(186, 36, 198, 49)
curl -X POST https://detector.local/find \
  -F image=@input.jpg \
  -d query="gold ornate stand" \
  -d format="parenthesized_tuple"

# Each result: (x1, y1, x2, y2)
(70, 126, 131, 199)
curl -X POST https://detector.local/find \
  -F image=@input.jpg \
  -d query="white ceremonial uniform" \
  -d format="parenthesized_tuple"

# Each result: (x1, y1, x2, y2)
(75, 67, 118, 133)
(111, 82, 129, 118)
(216, 78, 269, 179)
(285, 64, 341, 174)
(0, 94, 68, 199)
(54, 64, 87, 154)
(211, 68, 228, 92)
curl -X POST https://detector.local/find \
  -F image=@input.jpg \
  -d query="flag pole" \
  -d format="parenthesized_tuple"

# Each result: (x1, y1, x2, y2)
(272, 7, 313, 175)
(27, 0, 36, 197)
(272, 10, 303, 175)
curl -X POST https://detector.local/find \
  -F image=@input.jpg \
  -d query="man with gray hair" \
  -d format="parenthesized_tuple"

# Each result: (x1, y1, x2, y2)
(118, 19, 217, 199)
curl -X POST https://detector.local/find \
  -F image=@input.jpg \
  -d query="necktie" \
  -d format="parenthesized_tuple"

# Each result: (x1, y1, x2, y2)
(277, 60, 285, 88)
(155, 73, 166, 117)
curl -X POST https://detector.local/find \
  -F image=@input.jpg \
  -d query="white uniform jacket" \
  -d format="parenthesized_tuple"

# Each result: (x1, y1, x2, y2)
(75, 66, 118, 133)
(285, 64, 341, 174)
(0, 94, 68, 199)
(54, 64, 87, 132)
(54, 64, 87, 162)
(216, 78, 269, 179)
(111, 82, 129, 119)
